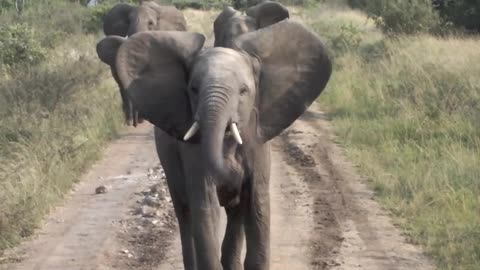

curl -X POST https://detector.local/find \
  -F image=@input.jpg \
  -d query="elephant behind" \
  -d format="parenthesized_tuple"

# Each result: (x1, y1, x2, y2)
(99, 0, 187, 126)
(213, 1, 289, 48)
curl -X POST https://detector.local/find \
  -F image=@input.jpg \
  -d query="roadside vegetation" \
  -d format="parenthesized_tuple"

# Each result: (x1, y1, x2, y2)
(0, 0, 220, 255)
(1, 0, 479, 269)
(0, 1, 125, 252)
(305, 1, 480, 269)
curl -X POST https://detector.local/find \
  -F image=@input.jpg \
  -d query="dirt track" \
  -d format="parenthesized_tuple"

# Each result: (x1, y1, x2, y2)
(0, 106, 434, 270)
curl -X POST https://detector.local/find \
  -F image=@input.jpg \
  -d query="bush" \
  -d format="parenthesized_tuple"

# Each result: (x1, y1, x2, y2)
(330, 23, 362, 55)
(0, 23, 46, 66)
(433, 0, 480, 32)
(172, 0, 229, 10)
(347, 0, 366, 9)
(365, 0, 440, 34)
(83, 3, 114, 33)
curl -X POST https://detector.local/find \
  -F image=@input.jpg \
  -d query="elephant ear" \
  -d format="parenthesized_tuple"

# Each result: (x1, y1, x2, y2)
(103, 3, 134, 37)
(234, 20, 332, 142)
(246, 1, 289, 29)
(116, 31, 205, 140)
(96, 36, 125, 66)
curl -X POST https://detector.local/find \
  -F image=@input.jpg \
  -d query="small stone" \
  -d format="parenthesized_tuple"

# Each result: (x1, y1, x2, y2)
(143, 195, 161, 207)
(95, 185, 108, 194)
(140, 205, 157, 217)
(151, 219, 162, 225)
(150, 183, 163, 194)
(121, 249, 129, 254)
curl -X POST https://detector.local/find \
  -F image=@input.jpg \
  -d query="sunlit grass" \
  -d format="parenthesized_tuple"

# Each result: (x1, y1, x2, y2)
(303, 4, 480, 269)
(0, 33, 124, 250)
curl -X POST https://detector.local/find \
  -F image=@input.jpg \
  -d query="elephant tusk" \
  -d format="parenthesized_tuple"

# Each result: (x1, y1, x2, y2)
(183, 122, 199, 141)
(230, 123, 243, 145)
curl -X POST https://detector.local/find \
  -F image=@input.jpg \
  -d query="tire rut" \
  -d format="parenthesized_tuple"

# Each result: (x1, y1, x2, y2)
(277, 132, 343, 269)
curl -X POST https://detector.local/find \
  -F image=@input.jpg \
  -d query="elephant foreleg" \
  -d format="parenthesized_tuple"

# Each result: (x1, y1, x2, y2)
(191, 205, 223, 270)
(244, 177, 270, 270)
(221, 203, 245, 270)
(173, 204, 197, 270)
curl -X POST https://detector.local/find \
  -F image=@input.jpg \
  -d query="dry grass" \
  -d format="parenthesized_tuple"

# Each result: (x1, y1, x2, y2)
(301, 4, 480, 270)
(0, 5, 219, 253)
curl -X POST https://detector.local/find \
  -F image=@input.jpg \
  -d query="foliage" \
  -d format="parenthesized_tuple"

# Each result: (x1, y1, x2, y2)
(330, 23, 362, 55)
(0, 24, 46, 66)
(83, 3, 115, 33)
(306, 4, 480, 269)
(433, 0, 480, 32)
(346, 0, 366, 9)
(0, 0, 124, 251)
(171, 0, 228, 10)
(364, 0, 440, 34)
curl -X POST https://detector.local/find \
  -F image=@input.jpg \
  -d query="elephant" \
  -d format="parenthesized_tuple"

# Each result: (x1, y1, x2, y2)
(96, 19, 332, 270)
(213, 1, 289, 48)
(100, 0, 187, 126)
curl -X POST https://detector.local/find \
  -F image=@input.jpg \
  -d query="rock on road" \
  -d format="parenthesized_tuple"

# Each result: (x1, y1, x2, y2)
(0, 107, 434, 270)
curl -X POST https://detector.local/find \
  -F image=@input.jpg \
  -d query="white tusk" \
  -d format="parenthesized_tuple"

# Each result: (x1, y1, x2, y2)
(230, 123, 243, 145)
(183, 122, 199, 141)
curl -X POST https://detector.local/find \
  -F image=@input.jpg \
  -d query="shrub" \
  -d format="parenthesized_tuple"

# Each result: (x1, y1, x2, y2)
(83, 3, 114, 33)
(346, 0, 366, 9)
(172, 0, 229, 10)
(0, 23, 46, 66)
(433, 0, 480, 32)
(365, 0, 440, 34)
(330, 23, 362, 55)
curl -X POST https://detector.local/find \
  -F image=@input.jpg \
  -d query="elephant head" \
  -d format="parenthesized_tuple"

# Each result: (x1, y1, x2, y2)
(103, 1, 187, 37)
(98, 1, 187, 127)
(97, 20, 332, 197)
(213, 1, 289, 48)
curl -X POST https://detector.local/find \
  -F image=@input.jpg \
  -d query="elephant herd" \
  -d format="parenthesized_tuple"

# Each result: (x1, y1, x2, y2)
(96, 1, 332, 269)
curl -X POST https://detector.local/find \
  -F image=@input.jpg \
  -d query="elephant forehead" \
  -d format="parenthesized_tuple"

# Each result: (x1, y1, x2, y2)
(198, 48, 247, 68)
(192, 49, 253, 86)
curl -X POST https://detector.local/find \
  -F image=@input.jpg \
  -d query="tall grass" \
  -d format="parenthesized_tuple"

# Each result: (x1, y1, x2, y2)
(0, 2, 220, 253)
(306, 3, 480, 269)
(0, 4, 124, 251)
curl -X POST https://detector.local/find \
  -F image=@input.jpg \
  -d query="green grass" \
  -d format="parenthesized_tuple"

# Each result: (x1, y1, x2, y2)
(0, 2, 220, 253)
(304, 3, 480, 270)
(0, 4, 124, 252)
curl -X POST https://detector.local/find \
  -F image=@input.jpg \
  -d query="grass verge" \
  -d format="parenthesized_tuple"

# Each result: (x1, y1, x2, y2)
(304, 3, 480, 270)
(0, 32, 123, 253)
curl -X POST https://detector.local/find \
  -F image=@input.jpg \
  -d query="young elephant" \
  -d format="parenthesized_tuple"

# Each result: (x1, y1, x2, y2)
(213, 1, 289, 48)
(97, 20, 332, 270)
(100, 0, 187, 126)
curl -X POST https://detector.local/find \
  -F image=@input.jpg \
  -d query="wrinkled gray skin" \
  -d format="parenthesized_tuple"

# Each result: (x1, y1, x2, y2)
(101, 1, 187, 126)
(214, 1, 289, 48)
(97, 20, 332, 270)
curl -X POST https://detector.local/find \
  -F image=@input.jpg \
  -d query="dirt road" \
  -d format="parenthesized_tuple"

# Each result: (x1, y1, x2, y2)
(0, 107, 434, 270)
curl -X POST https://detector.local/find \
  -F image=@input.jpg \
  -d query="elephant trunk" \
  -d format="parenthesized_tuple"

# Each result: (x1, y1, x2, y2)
(200, 90, 232, 185)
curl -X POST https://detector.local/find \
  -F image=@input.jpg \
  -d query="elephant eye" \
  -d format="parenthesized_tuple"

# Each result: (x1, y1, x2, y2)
(190, 87, 199, 95)
(148, 20, 154, 26)
(240, 87, 248, 96)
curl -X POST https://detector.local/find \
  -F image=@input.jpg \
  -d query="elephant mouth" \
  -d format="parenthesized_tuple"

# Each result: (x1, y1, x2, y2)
(183, 120, 243, 145)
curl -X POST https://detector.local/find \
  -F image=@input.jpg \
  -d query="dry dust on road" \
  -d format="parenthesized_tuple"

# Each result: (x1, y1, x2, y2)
(0, 107, 434, 270)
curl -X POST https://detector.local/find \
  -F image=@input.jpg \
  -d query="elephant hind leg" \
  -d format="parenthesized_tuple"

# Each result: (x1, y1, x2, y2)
(221, 202, 245, 270)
